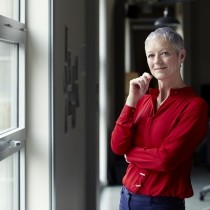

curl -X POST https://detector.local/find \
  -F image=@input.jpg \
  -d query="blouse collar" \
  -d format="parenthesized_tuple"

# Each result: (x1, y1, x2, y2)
(149, 87, 194, 97)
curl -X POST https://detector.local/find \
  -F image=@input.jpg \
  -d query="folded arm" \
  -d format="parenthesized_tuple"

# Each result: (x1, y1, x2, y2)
(126, 100, 208, 171)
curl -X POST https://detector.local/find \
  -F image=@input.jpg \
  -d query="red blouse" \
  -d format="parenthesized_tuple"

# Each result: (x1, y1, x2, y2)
(111, 87, 208, 199)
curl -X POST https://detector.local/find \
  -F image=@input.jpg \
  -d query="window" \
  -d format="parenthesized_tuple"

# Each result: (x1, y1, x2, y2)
(0, 0, 19, 20)
(0, 153, 20, 210)
(0, 41, 18, 134)
(0, 1, 26, 210)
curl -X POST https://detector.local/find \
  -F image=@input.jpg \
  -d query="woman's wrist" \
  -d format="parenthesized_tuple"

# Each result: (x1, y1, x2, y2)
(125, 95, 139, 107)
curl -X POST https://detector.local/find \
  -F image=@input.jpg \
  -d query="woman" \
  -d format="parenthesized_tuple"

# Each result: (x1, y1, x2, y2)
(111, 27, 209, 210)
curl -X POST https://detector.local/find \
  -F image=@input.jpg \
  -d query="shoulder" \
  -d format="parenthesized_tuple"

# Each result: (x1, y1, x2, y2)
(182, 88, 209, 116)
(187, 88, 208, 108)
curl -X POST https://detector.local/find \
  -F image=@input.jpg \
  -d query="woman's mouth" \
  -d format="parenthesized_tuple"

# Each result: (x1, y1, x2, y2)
(154, 67, 166, 70)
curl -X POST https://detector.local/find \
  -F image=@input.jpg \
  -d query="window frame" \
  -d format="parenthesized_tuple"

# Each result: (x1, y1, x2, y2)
(0, 14, 26, 160)
(0, 2, 26, 210)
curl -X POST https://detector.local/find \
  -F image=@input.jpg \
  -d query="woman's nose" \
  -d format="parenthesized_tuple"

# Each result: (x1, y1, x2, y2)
(154, 55, 162, 64)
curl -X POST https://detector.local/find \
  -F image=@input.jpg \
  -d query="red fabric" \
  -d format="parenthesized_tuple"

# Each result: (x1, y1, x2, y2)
(111, 87, 208, 199)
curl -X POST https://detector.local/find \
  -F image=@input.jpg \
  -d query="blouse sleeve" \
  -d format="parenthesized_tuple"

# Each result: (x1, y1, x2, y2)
(126, 98, 209, 171)
(111, 105, 136, 155)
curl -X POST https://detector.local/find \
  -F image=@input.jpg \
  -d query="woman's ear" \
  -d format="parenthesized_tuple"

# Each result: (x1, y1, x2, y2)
(179, 49, 186, 63)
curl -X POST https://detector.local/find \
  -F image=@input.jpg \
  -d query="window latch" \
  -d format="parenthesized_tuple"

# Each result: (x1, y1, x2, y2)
(8, 140, 21, 148)
(4, 23, 13, 28)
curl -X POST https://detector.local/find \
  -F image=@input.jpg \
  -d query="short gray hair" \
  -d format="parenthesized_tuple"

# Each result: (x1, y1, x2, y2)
(145, 27, 184, 52)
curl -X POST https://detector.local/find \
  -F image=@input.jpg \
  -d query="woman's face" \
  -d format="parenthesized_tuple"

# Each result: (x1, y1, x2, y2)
(145, 37, 185, 81)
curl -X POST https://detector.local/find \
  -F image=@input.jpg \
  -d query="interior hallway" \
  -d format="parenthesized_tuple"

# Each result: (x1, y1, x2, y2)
(100, 166, 210, 210)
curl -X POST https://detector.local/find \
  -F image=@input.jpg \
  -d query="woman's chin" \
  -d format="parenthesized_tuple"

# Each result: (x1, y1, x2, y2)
(153, 73, 167, 80)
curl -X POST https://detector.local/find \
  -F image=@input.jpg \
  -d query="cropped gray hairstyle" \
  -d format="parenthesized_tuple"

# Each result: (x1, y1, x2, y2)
(145, 27, 185, 53)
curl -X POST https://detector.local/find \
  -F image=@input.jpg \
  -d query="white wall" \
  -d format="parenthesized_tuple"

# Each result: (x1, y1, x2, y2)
(99, 0, 116, 186)
(26, 0, 50, 209)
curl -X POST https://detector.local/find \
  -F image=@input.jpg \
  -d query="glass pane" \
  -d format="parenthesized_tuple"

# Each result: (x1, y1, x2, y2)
(0, 153, 19, 210)
(0, 41, 18, 134)
(0, 0, 19, 20)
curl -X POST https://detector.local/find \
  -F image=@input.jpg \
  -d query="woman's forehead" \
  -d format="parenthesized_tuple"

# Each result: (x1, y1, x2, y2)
(145, 37, 174, 51)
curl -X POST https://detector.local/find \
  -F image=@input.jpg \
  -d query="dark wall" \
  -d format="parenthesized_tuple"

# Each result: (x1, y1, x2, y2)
(186, 0, 210, 93)
(53, 0, 99, 209)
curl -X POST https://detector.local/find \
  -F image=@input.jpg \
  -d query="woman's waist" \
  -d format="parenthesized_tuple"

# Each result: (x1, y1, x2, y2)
(122, 164, 193, 199)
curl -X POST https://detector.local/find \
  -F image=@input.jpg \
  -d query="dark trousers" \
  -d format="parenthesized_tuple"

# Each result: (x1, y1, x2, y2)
(119, 186, 185, 210)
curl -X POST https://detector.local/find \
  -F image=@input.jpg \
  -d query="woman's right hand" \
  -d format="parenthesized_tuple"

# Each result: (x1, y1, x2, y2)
(126, 72, 153, 107)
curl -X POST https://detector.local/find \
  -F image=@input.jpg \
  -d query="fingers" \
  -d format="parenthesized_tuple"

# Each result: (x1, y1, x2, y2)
(130, 72, 153, 93)
(143, 72, 153, 80)
(126, 72, 153, 107)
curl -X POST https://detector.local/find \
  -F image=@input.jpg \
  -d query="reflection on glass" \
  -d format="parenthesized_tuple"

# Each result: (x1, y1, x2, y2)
(0, 41, 18, 133)
(0, 153, 19, 210)
(0, 0, 19, 20)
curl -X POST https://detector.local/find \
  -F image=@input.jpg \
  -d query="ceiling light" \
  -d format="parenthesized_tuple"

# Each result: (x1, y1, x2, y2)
(154, 7, 180, 27)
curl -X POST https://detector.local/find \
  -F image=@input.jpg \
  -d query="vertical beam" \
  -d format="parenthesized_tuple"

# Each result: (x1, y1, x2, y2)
(85, 0, 100, 209)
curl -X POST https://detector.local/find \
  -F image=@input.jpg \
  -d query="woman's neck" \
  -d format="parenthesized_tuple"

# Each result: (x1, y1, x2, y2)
(158, 78, 186, 92)
(157, 79, 187, 106)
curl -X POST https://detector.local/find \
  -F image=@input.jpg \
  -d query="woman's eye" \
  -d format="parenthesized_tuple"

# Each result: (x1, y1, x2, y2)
(161, 51, 169, 56)
(147, 54, 154, 58)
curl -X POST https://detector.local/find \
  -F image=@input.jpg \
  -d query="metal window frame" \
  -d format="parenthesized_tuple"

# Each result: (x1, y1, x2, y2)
(0, 14, 26, 161)
(0, 2, 26, 210)
(0, 15, 26, 44)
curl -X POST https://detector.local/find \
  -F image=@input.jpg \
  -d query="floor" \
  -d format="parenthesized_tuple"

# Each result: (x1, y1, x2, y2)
(100, 166, 210, 210)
